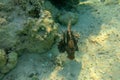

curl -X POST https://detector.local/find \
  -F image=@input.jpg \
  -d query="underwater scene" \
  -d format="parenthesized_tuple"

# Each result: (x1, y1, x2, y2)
(0, 0, 120, 80)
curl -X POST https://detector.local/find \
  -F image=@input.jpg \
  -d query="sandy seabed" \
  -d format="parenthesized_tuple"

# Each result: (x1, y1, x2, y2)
(2, 0, 120, 80)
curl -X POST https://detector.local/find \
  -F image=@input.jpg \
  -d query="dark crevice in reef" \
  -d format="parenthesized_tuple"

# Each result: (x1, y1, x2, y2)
(28, 7, 40, 18)
(49, 0, 80, 10)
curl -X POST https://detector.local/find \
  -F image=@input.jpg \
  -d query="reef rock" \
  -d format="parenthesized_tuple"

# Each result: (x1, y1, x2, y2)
(0, 18, 7, 25)
(0, 49, 18, 79)
(1, 51, 18, 73)
(0, 49, 7, 69)
(44, 1, 60, 18)
(0, 23, 18, 49)
(17, 10, 58, 53)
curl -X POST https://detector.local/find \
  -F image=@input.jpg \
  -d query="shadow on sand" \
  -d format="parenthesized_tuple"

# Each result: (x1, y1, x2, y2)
(58, 60, 82, 80)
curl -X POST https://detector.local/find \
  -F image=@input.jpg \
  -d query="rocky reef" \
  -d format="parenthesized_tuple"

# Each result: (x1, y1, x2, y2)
(0, 0, 80, 79)
(44, 0, 79, 26)
(0, 0, 59, 79)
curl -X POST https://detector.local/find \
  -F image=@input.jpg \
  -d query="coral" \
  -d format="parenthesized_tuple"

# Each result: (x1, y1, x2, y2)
(0, 23, 18, 49)
(0, 18, 7, 25)
(0, 52, 18, 73)
(0, 49, 18, 79)
(17, 10, 58, 53)
(58, 12, 78, 25)
(0, 1, 14, 22)
(0, 2, 5, 10)
(31, 75, 39, 80)
(13, 0, 43, 18)
(0, 24, 18, 79)
(44, 1, 60, 18)
(0, 0, 14, 12)
(0, 49, 7, 69)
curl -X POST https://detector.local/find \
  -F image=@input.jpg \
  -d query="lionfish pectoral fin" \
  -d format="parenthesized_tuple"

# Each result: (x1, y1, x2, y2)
(58, 40, 66, 53)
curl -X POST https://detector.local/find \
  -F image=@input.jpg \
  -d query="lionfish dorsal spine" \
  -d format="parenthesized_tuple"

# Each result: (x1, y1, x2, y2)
(67, 20, 72, 39)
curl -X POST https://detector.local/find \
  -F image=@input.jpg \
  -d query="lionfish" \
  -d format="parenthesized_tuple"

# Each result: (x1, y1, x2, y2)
(58, 20, 79, 60)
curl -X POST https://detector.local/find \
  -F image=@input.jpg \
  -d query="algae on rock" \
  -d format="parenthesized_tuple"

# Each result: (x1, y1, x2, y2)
(13, 0, 43, 18)
(0, 18, 7, 25)
(0, 49, 7, 69)
(0, 49, 18, 79)
(17, 10, 58, 53)
(0, 23, 18, 49)
(0, 51, 18, 74)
